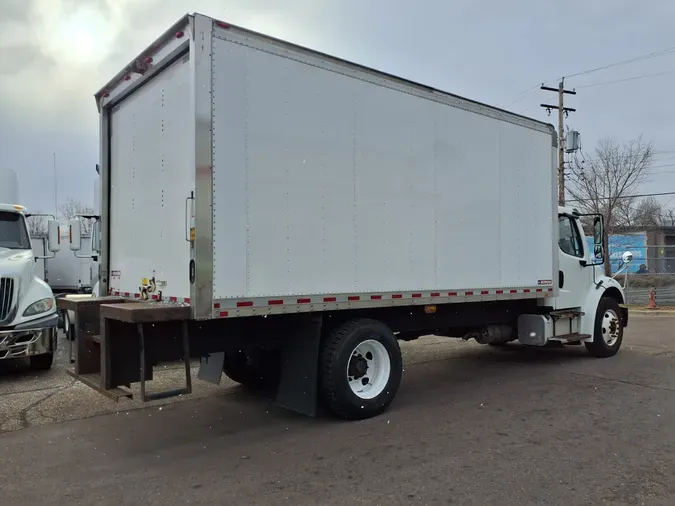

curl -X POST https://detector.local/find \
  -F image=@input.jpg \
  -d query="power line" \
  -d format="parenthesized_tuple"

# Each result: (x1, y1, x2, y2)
(575, 69, 675, 89)
(502, 43, 675, 107)
(568, 191, 675, 203)
(564, 45, 675, 79)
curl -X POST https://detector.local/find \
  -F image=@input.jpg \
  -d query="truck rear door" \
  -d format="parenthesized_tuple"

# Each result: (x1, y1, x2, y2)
(108, 54, 193, 301)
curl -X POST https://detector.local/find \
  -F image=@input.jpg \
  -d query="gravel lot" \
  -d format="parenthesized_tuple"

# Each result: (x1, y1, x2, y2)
(1, 316, 674, 505)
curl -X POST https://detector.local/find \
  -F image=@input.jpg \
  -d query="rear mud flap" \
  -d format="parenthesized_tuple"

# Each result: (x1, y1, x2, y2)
(198, 352, 225, 384)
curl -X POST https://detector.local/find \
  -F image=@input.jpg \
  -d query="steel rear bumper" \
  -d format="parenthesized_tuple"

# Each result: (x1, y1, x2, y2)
(0, 313, 58, 360)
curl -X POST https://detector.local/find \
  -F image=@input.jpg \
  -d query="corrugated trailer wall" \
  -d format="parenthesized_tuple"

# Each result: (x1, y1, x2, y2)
(210, 27, 555, 301)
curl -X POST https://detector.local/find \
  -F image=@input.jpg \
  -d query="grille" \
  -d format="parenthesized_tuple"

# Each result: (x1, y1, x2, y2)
(0, 277, 15, 323)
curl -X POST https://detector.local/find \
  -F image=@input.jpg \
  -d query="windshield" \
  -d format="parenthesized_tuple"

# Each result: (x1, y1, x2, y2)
(0, 211, 31, 249)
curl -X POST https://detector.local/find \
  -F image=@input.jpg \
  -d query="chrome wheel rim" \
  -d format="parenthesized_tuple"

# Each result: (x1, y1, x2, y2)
(601, 309, 620, 346)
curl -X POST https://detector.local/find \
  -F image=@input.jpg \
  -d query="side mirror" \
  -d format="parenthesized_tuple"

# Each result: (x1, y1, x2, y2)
(622, 251, 633, 265)
(47, 220, 61, 253)
(593, 216, 604, 261)
(91, 220, 101, 253)
(69, 219, 82, 251)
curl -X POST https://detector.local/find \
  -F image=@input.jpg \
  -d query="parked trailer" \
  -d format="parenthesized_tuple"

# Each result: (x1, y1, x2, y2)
(61, 13, 629, 419)
(31, 235, 93, 293)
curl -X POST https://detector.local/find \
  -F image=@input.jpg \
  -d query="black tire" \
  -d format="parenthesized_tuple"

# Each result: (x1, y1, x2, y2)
(319, 319, 403, 420)
(29, 353, 54, 371)
(222, 349, 281, 390)
(585, 297, 624, 358)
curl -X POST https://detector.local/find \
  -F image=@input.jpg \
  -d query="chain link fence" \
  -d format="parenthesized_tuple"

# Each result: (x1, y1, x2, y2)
(609, 245, 675, 305)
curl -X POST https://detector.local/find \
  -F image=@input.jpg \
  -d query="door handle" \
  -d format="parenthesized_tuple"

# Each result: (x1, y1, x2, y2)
(185, 192, 195, 242)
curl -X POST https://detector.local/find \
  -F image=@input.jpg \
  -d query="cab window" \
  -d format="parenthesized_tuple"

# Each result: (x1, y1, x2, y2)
(558, 216, 584, 258)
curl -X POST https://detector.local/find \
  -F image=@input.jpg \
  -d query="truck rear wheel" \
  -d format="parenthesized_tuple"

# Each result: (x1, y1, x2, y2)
(29, 353, 54, 371)
(222, 349, 281, 390)
(585, 297, 624, 358)
(319, 319, 402, 420)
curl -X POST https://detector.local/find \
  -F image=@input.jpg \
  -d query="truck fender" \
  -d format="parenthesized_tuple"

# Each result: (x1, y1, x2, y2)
(579, 278, 625, 335)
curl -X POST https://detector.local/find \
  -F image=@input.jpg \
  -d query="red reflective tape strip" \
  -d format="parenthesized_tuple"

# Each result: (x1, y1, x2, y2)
(548, 288, 553, 292)
(431, 292, 440, 297)
(324, 297, 337, 302)
(481, 290, 489, 295)
(268, 299, 283, 305)
(448, 292, 458, 296)
(214, 303, 220, 309)
(370, 295, 382, 300)
(510, 289, 518, 294)
(215, 21, 231, 29)
(184, 298, 190, 303)
(169, 296, 178, 302)
(392, 294, 403, 299)
(151, 294, 159, 300)
(348, 296, 360, 301)
(219, 311, 228, 317)
(465, 291, 474, 296)
(412, 293, 422, 298)
(297, 298, 311, 304)
(496, 290, 504, 294)
(134, 293, 140, 299)
(123, 292, 130, 297)
(523, 289, 531, 293)
(536, 288, 543, 293)
(237, 301, 253, 307)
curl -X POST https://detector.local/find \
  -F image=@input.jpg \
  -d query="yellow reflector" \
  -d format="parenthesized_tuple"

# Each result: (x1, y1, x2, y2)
(13, 205, 24, 211)
(424, 305, 437, 314)
(190, 227, 196, 241)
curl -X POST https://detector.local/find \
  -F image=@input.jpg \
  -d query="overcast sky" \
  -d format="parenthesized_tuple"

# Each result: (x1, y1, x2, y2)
(1, 0, 674, 212)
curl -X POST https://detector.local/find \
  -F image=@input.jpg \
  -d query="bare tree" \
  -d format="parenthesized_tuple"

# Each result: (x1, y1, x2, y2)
(667, 209, 675, 227)
(630, 197, 665, 228)
(25, 214, 47, 236)
(58, 198, 95, 235)
(567, 136, 653, 275)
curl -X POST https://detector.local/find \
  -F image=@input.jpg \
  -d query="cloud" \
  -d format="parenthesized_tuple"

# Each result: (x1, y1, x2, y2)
(1, 0, 675, 210)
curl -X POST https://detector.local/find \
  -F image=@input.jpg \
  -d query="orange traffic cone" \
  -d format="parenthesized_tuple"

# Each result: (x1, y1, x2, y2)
(646, 286, 657, 309)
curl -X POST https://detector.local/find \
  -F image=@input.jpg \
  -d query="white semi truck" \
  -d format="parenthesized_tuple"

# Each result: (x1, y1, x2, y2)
(0, 169, 60, 370)
(61, 13, 629, 419)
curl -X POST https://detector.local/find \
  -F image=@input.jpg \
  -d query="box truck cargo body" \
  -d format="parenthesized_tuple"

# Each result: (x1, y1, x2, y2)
(62, 13, 629, 420)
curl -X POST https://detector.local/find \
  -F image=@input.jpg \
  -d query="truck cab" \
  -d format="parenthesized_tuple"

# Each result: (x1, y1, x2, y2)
(516, 206, 628, 354)
(0, 202, 61, 370)
(556, 206, 628, 310)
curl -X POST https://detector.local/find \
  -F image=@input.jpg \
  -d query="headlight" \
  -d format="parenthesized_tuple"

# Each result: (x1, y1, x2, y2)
(23, 298, 54, 317)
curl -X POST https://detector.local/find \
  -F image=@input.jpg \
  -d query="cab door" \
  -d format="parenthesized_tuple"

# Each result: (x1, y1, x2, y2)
(555, 214, 591, 310)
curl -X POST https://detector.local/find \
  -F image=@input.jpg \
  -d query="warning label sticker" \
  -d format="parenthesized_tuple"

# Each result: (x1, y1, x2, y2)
(537, 279, 553, 286)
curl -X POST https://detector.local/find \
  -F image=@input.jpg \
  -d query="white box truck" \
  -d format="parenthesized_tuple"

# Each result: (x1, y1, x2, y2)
(62, 13, 629, 419)
(0, 168, 61, 370)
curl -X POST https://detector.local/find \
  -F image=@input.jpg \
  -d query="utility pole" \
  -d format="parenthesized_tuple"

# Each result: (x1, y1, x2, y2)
(540, 79, 576, 206)
(53, 152, 58, 215)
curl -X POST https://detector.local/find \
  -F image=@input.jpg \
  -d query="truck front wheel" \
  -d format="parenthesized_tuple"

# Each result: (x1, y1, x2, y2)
(222, 349, 281, 390)
(320, 319, 403, 420)
(585, 297, 624, 358)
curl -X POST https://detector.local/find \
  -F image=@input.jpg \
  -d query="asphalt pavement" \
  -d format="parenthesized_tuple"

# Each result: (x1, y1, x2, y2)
(1, 317, 675, 505)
